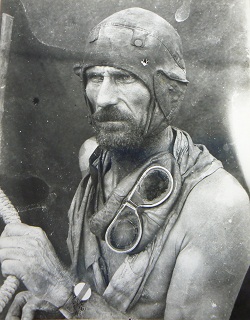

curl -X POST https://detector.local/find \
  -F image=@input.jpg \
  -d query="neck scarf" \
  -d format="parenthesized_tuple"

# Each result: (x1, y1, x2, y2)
(67, 127, 222, 312)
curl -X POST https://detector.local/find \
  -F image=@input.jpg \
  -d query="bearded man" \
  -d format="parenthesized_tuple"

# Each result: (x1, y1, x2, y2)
(0, 7, 250, 320)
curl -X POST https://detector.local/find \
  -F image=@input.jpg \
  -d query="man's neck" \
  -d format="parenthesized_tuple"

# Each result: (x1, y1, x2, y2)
(108, 126, 173, 184)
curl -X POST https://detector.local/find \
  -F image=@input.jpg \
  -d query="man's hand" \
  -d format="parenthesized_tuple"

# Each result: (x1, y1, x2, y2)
(0, 223, 74, 308)
(6, 291, 57, 320)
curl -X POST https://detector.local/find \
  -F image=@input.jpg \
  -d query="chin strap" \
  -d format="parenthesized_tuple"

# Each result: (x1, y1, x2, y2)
(142, 96, 156, 137)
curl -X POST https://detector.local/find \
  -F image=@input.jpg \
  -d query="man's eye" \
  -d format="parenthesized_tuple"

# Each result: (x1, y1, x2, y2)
(115, 74, 136, 84)
(87, 74, 104, 83)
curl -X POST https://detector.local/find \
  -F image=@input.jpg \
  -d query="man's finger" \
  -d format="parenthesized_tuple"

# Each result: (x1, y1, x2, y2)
(2, 223, 45, 238)
(24, 297, 56, 313)
(21, 302, 36, 320)
(0, 247, 30, 264)
(0, 236, 36, 250)
(1, 259, 24, 278)
(5, 291, 33, 320)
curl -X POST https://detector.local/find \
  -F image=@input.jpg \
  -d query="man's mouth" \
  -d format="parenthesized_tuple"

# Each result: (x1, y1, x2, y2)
(94, 119, 126, 123)
(91, 107, 132, 124)
(93, 120, 127, 132)
(92, 115, 129, 123)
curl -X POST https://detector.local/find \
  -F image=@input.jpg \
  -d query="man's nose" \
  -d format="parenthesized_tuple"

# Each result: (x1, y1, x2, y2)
(96, 77, 118, 110)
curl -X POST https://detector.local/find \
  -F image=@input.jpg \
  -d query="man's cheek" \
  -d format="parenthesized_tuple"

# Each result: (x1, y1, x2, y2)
(85, 86, 97, 106)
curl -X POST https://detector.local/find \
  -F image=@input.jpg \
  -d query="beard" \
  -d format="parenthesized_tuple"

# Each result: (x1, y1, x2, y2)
(91, 108, 145, 150)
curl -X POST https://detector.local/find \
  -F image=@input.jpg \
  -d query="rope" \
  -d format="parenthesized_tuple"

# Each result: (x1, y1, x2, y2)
(0, 188, 21, 313)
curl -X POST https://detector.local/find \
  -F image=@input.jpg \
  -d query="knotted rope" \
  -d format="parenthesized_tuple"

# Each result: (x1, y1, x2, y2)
(0, 188, 20, 313)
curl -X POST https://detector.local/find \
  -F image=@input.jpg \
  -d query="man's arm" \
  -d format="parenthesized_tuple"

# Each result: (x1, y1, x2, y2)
(164, 169, 250, 320)
(0, 223, 74, 308)
(2, 137, 130, 320)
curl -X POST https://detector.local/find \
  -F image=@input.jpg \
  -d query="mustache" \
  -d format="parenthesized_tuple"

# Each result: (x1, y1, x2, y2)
(91, 107, 133, 122)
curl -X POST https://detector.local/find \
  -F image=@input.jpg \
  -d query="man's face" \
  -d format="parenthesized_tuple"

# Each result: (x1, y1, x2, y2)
(85, 66, 151, 150)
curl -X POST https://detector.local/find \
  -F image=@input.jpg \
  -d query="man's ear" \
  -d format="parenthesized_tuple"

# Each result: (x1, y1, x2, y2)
(73, 63, 83, 79)
(153, 71, 187, 122)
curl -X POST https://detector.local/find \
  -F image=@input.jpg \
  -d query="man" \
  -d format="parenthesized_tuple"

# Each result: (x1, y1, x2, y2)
(0, 7, 249, 320)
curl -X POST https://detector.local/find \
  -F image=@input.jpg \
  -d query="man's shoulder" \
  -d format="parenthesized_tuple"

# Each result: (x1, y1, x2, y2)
(79, 137, 98, 174)
(191, 167, 249, 205)
(181, 168, 250, 231)
(173, 168, 250, 267)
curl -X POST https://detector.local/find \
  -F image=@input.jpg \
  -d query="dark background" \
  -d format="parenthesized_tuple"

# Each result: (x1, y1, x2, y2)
(0, 0, 249, 319)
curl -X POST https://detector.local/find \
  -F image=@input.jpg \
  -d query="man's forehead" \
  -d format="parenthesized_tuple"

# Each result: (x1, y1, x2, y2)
(86, 66, 131, 75)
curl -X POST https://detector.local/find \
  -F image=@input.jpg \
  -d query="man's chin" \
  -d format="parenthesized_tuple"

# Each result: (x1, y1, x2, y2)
(96, 130, 144, 150)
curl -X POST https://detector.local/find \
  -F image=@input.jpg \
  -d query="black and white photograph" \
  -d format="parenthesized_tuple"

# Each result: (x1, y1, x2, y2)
(0, 0, 249, 319)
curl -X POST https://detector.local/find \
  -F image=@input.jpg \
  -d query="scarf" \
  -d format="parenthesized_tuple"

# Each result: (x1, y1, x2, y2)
(67, 127, 222, 312)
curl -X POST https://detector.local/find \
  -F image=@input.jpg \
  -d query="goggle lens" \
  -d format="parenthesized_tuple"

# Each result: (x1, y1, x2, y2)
(129, 167, 173, 207)
(108, 205, 140, 251)
(106, 204, 142, 252)
(105, 165, 173, 253)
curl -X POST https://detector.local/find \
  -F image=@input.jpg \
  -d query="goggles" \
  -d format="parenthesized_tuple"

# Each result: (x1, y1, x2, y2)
(105, 165, 173, 253)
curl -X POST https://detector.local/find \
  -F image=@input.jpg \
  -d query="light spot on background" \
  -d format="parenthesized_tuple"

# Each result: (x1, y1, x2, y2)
(175, 0, 192, 22)
(228, 0, 250, 191)
(229, 91, 250, 191)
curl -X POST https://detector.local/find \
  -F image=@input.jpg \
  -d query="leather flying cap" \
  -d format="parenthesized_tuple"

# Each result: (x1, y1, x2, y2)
(80, 7, 188, 93)
(74, 7, 188, 135)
